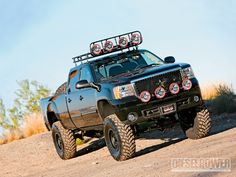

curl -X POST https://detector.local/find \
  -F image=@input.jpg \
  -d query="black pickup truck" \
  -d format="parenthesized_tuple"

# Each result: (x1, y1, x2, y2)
(40, 31, 211, 161)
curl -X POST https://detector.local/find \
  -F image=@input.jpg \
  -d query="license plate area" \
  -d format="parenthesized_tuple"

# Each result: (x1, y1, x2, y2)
(161, 103, 176, 115)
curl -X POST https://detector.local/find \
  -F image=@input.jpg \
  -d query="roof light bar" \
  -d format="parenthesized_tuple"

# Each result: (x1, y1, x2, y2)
(90, 31, 142, 56)
(119, 36, 128, 48)
(91, 44, 102, 55)
(131, 33, 142, 45)
(72, 31, 142, 65)
(104, 40, 114, 52)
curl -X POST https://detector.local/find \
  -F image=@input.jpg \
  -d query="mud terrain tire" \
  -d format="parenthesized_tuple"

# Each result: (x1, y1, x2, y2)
(52, 121, 76, 160)
(104, 114, 136, 161)
(185, 108, 211, 139)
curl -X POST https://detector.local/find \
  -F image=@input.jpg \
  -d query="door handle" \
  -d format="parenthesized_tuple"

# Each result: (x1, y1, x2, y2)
(68, 98, 72, 103)
(80, 96, 84, 101)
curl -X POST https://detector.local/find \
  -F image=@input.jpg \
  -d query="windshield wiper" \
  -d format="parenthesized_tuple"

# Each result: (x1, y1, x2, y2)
(136, 63, 160, 70)
(105, 71, 132, 79)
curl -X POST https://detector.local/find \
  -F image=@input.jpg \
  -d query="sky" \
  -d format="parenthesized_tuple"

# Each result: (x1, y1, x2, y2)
(0, 0, 236, 109)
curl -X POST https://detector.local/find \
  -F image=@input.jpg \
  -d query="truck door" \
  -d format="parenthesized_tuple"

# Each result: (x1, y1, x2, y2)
(66, 69, 86, 128)
(77, 66, 102, 127)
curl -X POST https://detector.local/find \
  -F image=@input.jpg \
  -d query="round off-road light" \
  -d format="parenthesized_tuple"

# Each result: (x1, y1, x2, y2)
(119, 36, 128, 48)
(91, 44, 102, 55)
(154, 86, 166, 99)
(104, 40, 114, 52)
(131, 33, 141, 45)
(139, 90, 151, 103)
(169, 82, 180, 94)
(182, 79, 192, 90)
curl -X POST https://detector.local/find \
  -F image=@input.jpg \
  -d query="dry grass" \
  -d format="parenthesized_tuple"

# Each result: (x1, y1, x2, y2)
(0, 129, 24, 145)
(201, 83, 218, 100)
(0, 138, 5, 144)
(23, 112, 47, 137)
(0, 112, 47, 145)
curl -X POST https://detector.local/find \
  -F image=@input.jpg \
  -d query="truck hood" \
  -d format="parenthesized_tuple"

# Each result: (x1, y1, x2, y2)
(103, 63, 190, 84)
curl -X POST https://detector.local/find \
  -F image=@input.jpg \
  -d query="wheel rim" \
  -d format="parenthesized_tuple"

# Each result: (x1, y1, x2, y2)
(55, 133, 63, 151)
(108, 129, 119, 151)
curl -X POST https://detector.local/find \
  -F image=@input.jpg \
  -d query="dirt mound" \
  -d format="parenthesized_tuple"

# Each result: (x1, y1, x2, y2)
(0, 115, 235, 177)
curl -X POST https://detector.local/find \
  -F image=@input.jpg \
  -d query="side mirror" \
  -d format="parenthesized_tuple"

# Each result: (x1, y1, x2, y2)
(76, 80, 90, 89)
(164, 56, 175, 63)
(76, 80, 101, 91)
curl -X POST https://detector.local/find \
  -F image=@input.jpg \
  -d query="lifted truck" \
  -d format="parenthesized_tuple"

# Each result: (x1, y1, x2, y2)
(40, 31, 211, 161)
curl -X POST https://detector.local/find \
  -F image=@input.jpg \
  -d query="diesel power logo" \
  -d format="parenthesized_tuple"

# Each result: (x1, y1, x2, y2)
(171, 158, 231, 172)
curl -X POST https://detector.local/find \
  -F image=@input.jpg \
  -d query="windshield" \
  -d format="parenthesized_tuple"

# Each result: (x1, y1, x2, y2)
(93, 50, 164, 80)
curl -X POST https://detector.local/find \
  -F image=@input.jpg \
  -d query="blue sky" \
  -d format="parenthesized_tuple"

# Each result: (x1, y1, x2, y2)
(0, 0, 236, 108)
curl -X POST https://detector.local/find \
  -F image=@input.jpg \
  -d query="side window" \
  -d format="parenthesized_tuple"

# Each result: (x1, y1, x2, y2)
(80, 66, 93, 82)
(68, 69, 80, 92)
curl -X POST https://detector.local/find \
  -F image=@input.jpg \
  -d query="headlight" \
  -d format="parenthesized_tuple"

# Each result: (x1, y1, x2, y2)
(113, 84, 136, 99)
(181, 67, 195, 79)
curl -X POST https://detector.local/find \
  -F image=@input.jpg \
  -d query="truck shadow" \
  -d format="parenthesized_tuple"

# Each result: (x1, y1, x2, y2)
(74, 114, 236, 158)
(135, 114, 236, 158)
(135, 137, 186, 158)
(75, 138, 106, 157)
(135, 124, 186, 158)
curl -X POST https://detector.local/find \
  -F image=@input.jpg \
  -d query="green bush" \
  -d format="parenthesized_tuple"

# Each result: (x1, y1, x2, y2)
(0, 80, 51, 131)
(210, 84, 236, 115)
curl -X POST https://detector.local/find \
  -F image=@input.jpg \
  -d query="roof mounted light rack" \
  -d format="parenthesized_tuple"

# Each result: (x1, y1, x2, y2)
(72, 53, 94, 65)
(72, 31, 142, 65)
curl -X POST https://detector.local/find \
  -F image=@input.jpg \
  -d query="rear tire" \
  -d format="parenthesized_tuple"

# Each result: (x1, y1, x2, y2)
(182, 108, 212, 139)
(52, 121, 76, 160)
(104, 114, 136, 161)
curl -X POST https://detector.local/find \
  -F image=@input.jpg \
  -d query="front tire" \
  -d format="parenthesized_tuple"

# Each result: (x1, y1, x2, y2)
(181, 108, 212, 139)
(52, 121, 76, 160)
(104, 114, 136, 161)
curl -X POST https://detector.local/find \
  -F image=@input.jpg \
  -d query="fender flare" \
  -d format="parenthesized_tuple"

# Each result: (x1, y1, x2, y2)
(47, 102, 64, 128)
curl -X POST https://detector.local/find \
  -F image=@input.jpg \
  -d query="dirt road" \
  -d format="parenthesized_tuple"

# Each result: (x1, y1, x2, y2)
(0, 114, 235, 177)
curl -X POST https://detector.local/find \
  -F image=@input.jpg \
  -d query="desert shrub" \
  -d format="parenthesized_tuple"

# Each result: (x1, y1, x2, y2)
(0, 112, 47, 145)
(22, 112, 47, 137)
(201, 84, 218, 101)
(210, 84, 236, 115)
(0, 80, 51, 144)
(4, 129, 24, 143)
(0, 128, 24, 144)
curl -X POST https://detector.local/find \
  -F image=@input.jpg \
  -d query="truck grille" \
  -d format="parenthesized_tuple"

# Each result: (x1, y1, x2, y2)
(134, 70, 182, 95)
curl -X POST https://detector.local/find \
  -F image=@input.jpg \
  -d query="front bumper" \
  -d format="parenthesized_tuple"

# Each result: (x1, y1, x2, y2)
(111, 83, 203, 124)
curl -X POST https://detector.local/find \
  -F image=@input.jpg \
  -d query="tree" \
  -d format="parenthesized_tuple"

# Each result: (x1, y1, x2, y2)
(0, 98, 7, 128)
(0, 98, 13, 129)
(0, 80, 51, 130)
